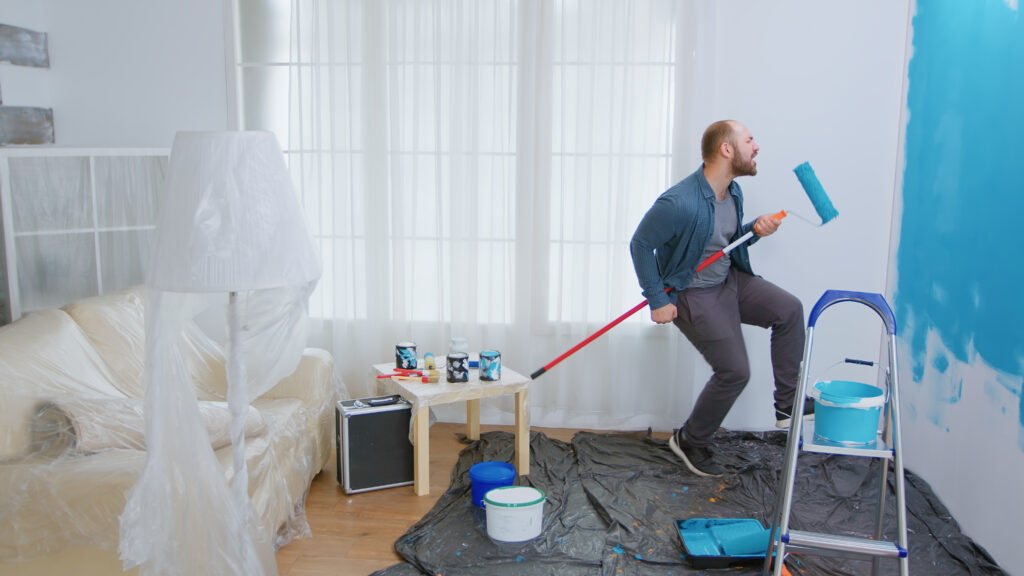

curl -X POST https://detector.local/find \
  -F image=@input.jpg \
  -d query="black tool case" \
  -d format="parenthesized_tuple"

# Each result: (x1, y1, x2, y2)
(335, 394, 415, 494)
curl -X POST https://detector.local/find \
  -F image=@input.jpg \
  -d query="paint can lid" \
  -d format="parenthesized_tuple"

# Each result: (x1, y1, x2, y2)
(484, 486, 546, 508)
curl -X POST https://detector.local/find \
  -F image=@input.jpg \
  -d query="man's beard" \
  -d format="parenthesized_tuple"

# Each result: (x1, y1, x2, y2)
(731, 153, 757, 176)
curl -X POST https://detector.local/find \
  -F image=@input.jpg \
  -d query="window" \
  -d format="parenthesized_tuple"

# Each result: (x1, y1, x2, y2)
(235, 0, 681, 326)
(548, 0, 678, 322)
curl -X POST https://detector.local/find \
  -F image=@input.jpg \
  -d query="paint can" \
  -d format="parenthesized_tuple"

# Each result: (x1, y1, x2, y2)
(810, 380, 885, 445)
(479, 350, 501, 381)
(395, 342, 417, 370)
(468, 461, 516, 507)
(446, 352, 469, 382)
(484, 486, 546, 542)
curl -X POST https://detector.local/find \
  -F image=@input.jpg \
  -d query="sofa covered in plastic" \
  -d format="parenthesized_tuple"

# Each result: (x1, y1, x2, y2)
(0, 286, 339, 575)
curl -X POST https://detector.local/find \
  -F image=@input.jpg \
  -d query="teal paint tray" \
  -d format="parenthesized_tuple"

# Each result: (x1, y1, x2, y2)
(676, 518, 771, 568)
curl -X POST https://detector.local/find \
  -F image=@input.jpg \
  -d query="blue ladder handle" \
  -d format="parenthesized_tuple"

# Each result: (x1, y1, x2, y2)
(807, 289, 897, 335)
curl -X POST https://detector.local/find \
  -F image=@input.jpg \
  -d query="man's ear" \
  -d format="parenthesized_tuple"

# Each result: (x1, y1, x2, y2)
(720, 141, 732, 159)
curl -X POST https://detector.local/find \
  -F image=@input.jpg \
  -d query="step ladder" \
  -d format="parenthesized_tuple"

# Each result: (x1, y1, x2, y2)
(764, 290, 909, 576)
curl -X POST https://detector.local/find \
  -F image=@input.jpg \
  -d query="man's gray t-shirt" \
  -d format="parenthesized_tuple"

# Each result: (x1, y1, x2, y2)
(688, 196, 737, 289)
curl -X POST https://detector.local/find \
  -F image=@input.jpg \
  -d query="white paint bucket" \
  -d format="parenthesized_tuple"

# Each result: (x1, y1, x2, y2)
(483, 486, 546, 542)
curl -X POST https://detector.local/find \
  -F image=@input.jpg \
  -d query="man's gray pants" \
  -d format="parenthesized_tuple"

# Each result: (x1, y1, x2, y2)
(672, 267, 804, 448)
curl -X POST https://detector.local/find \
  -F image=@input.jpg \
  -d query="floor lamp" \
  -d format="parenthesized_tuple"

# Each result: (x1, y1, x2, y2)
(119, 131, 320, 575)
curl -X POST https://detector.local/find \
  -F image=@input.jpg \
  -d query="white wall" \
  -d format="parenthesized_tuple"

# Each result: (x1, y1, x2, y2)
(680, 1, 911, 432)
(0, 0, 231, 147)
(886, 2, 1024, 573)
(697, 3, 1021, 572)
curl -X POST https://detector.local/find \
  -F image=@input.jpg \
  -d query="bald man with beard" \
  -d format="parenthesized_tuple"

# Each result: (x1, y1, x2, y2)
(630, 120, 810, 477)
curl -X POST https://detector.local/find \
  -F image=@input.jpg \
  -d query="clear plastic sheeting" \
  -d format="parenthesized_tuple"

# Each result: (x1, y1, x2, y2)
(30, 398, 267, 454)
(374, 430, 1008, 576)
(1, 152, 165, 317)
(0, 286, 341, 570)
(117, 131, 326, 576)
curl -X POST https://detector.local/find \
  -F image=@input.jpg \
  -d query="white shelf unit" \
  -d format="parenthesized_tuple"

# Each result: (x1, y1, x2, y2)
(0, 148, 168, 322)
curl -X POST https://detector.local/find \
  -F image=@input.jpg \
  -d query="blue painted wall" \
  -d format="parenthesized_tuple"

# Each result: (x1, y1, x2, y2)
(897, 0, 1023, 439)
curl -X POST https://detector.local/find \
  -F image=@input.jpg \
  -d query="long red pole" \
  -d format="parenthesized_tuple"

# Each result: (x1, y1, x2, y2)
(530, 210, 785, 380)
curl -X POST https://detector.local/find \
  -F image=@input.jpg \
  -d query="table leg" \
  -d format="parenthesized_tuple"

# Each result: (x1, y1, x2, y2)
(413, 405, 430, 496)
(466, 399, 480, 440)
(514, 388, 530, 476)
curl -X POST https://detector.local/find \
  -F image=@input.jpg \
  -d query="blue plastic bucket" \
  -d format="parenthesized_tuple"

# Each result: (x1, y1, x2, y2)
(469, 461, 516, 507)
(811, 380, 885, 445)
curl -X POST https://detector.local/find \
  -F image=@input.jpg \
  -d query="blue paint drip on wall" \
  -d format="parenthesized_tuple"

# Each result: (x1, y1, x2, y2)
(897, 2, 1023, 398)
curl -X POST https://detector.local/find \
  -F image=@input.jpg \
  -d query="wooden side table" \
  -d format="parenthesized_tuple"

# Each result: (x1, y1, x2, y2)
(371, 362, 530, 496)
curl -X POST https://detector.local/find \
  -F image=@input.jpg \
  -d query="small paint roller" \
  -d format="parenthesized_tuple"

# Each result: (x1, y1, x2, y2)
(717, 523, 771, 556)
(529, 163, 838, 380)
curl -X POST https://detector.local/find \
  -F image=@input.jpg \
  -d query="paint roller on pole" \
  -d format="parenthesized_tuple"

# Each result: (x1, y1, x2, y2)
(529, 162, 838, 380)
(527, 222, 776, 380)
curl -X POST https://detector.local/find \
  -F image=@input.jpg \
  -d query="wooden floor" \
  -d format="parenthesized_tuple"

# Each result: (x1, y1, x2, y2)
(275, 422, 599, 576)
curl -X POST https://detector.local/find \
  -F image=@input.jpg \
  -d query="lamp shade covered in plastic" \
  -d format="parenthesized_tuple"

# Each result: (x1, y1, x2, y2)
(147, 131, 320, 292)
(118, 131, 320, 575)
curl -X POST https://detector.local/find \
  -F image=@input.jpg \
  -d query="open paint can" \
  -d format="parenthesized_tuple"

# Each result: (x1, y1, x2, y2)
(811, 380, 885, 445)
(483, 485, 546, 542)
(447, 352, 469, 382)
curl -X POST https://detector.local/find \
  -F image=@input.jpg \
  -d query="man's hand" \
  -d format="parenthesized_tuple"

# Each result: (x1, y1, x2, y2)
(651, 303, 677, 324)
(753, 212, 783, 237)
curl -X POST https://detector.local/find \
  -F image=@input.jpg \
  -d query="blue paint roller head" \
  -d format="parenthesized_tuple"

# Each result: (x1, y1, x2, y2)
(793, 162, 839, 224)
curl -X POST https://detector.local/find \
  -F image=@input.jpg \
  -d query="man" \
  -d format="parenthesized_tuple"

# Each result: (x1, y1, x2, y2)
(629, 120, 808, 478)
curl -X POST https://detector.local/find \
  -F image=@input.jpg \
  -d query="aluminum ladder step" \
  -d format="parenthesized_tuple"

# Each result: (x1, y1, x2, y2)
(783, 530, 907, 559)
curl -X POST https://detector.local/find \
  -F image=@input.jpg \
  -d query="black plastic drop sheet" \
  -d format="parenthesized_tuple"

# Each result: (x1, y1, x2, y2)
(373, 430, 1007, 576)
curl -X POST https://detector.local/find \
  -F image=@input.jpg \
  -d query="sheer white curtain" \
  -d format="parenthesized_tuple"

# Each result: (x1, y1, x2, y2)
(238, 0, 700, 431)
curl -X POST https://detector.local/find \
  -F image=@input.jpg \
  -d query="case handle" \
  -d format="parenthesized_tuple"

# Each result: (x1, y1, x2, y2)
(367, 395, 402, 407)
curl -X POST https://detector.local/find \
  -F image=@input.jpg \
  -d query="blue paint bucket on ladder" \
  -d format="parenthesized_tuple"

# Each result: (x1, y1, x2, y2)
(810, 380, 885, 445)
(469, 461, 516, 507)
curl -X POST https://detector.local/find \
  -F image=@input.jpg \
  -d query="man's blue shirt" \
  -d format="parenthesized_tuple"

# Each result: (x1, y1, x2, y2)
(629, 165, 758, 310)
